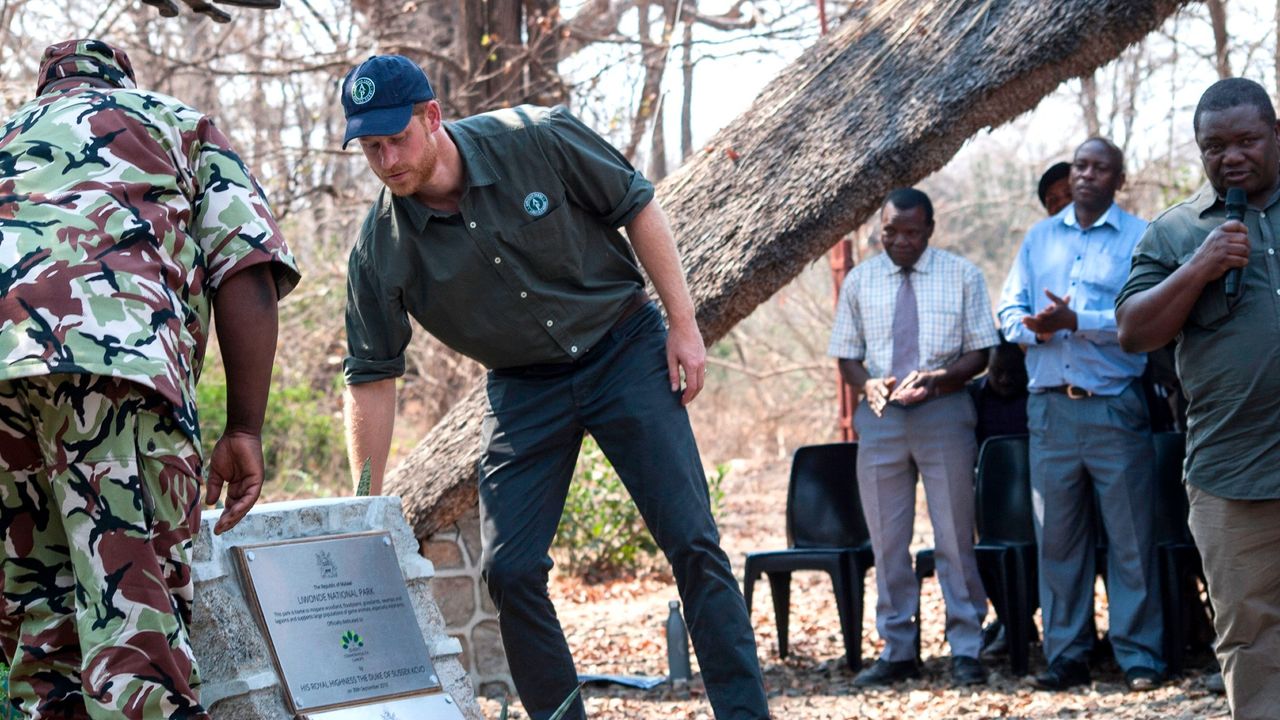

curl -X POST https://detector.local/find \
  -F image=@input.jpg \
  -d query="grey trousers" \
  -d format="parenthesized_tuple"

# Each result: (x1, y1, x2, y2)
(1027, 382, 1164, 672)
(1187, 484, 1280, 720)
(854, 392, 987, 661)
(477, 304, 768, 720)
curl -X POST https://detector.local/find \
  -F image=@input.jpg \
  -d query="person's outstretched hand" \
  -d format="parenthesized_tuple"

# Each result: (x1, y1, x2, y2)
(206, 431, 265, 535)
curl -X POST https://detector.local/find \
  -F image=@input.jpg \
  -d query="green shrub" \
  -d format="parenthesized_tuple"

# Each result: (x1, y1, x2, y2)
(195, 367, 346, 497)
(554, 436, 727, 578)
(0, 662, 15, 719)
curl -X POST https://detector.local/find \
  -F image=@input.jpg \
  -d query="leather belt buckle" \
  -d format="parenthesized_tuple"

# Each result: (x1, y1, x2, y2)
(1065, 384, 1092, 400)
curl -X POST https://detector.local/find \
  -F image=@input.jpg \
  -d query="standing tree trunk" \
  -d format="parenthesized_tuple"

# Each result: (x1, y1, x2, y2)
(1207, 0, 1231, 78)
(1081, 72, 1102, 137)
(386, 0, 1197, 540)
(680, 4, 695, 161)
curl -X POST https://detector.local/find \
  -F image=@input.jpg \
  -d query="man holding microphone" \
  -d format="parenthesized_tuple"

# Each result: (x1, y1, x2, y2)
(1117, 77, 1280, 719)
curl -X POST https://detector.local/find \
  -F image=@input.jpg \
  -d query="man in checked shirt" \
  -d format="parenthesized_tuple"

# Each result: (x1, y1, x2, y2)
(829, 187, 1000, 688)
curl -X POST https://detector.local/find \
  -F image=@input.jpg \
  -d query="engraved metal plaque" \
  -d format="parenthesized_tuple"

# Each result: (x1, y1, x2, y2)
(233, 531, 440, 713)
(301, 691, 467, 720)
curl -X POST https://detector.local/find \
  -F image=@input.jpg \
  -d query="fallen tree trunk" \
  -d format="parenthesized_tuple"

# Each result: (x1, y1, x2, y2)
(387, 0, 1196, 538)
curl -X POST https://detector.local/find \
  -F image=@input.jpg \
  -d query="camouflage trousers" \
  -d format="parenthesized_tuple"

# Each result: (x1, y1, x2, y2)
(0, 374, 210, 720)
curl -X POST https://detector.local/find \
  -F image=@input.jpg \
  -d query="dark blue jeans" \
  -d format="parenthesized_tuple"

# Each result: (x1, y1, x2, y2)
(479, 304, 769, 720)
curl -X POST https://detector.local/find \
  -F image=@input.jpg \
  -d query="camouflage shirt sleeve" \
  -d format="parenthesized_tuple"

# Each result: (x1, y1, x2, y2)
(186, 115, 300, 300)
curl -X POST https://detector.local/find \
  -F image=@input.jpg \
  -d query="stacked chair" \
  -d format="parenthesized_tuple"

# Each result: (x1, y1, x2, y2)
(913, 434, 1038, 675)
(742, 443, 875, 670)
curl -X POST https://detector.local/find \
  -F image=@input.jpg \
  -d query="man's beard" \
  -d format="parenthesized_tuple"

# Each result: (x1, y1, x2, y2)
(383, 138, 438, 197)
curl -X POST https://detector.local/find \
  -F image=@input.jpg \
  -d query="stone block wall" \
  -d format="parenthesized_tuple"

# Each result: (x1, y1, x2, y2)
(419, 505, 515, 698)
(190, 497, 483, 720)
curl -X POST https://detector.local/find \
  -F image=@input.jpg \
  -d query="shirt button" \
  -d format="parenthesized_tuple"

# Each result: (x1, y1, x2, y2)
(469, 221, 477, 229)
(1270, 248, 1276, 255)
(494, 257, 501, 264)
(520, 291, 528, 298)
(546, 320, 554, 327)
(571, 345, 578, 353)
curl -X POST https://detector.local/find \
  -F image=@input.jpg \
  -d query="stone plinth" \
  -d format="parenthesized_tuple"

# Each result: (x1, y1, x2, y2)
(191, 497, 481, 720)
(420, 505, 515, 698)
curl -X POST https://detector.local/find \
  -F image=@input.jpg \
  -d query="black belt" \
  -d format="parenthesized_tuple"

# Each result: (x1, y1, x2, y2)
(1041, 384, 1095, 399)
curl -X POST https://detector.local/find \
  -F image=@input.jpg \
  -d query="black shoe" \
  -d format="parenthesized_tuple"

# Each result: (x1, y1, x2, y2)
(853, 658, 920, 687)
(1125, 666, 1163, 692)
(951, 655, 988, 686)
(980, 621, 1008, 658)
(1031, 658, 1091, 690)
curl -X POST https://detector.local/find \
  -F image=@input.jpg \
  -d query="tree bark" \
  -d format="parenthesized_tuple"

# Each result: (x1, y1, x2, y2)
(386, 0, 1196, 540)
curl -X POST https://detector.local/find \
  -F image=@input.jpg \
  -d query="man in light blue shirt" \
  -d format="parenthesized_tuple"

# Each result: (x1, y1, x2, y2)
(997, 137, 1164, 692)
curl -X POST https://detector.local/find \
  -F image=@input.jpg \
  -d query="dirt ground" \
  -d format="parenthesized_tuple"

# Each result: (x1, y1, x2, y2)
(475, 458, 1230, 719)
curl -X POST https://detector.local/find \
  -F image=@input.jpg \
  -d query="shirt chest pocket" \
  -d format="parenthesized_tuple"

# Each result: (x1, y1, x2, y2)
(1079, 251, 1130, 298)
(919, 305, 962, 361)
(498, 197, 583, 282)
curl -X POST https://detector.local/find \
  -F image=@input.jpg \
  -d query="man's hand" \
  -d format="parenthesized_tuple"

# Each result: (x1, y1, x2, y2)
(667, 320, 706, 405)
(1023, 289, 1077, 339)
(1191, 219, 1250, 282)
(864, 377, 897, 417)
(889, 369, 944, 406)
(206, 431, 265, 535)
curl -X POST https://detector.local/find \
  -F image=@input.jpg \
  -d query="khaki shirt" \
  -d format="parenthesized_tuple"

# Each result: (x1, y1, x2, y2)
(344, 105, 654, 382)
(1117, 184, 1280, 499)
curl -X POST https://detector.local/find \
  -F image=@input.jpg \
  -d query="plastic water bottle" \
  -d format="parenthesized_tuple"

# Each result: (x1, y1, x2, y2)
(666, 599, 692, 682)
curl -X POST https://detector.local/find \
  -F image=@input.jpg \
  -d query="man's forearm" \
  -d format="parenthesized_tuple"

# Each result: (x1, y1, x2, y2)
(625, 201, 696, 327)
(937, 349, 989, 390)
(1117, 264, 1209, 353)
(343, 378, 397, 495)
(214, 265, 279, 435)
(838, 358, 872, 391)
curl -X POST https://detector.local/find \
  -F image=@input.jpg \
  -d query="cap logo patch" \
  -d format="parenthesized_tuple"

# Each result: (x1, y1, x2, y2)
(351, 77, 376, 105)
(523, 192, 550, 217)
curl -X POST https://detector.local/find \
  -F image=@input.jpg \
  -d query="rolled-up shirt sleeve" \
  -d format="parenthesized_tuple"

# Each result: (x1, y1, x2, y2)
(538, 106, 654, 227)
(997, 238, 1038, 346)
(343, 237, 411, 385)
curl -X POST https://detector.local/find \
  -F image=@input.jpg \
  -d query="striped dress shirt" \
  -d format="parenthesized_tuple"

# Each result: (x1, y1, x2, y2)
(829, 247, 1000, 377)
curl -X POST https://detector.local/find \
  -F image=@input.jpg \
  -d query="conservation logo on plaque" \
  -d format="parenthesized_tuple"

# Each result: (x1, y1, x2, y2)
(232, 531, 463, 719)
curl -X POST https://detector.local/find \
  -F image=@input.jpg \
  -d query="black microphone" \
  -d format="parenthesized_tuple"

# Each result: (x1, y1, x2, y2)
(1225, 187, 1247, 299)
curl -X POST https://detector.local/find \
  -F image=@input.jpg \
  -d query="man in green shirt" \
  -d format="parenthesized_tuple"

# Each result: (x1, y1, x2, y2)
(339, 55, 768, 720)
(1116, 77, 1280, 720)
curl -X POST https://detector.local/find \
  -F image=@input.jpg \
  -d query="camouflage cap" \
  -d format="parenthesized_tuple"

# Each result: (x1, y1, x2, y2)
(37, 38, 137, 96)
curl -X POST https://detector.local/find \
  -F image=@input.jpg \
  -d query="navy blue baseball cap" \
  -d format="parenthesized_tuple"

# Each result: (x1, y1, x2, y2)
(341, 54, 435, 149)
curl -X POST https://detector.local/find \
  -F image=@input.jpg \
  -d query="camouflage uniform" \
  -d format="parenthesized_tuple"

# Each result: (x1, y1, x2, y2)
(0, 39, 299, 719)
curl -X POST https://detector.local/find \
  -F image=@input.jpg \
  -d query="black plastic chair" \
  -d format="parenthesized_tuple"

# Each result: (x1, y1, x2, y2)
(914, 434, 1037, 675)
(743, 443, 874, 670)
(1149, 431, 1212, 673)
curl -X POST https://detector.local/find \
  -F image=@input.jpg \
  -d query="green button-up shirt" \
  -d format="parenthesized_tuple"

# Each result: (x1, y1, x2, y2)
(1117, 183, 1280, 499)
(344, 105, 654, 382)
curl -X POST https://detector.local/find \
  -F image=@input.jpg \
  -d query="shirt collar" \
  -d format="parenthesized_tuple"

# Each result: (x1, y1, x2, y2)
(1192, 180, 1280, 218)
(445, 121, 499, 188)
(1063, 202, 1121, 231)
(884, 246, 936, 276)
(395, 122, 503, 231)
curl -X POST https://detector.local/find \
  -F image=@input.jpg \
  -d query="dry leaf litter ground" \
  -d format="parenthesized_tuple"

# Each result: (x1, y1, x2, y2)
(475, 458, 1230, 719)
